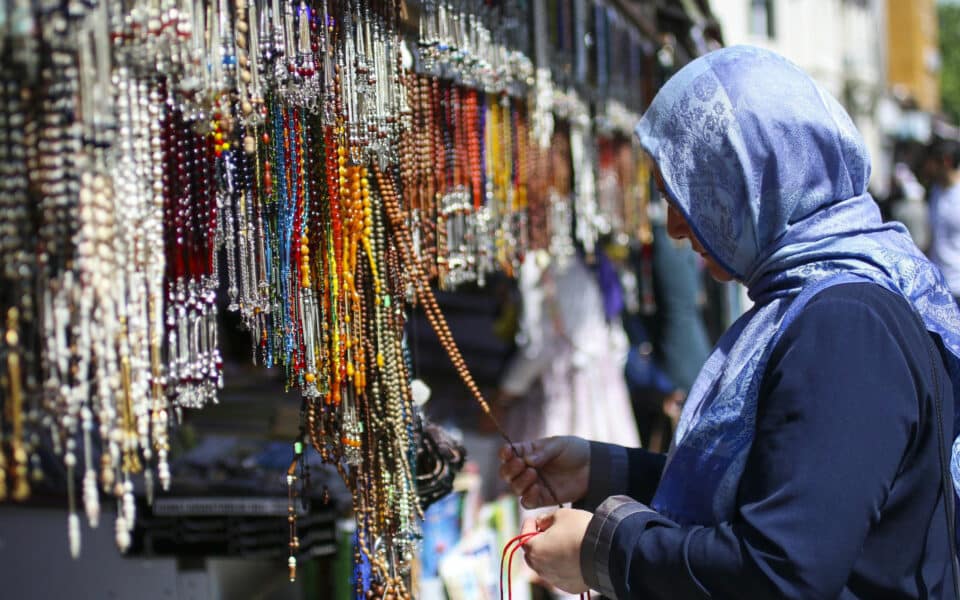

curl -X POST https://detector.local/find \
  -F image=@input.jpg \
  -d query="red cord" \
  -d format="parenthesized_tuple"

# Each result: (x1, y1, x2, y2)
(508, 533, 539, 600)
(500, 531, 540, 600)
(500, 531, 593, 600)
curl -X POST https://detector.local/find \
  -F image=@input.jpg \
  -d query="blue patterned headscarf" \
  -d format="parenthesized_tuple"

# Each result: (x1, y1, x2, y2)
(636, 46, 960, 525)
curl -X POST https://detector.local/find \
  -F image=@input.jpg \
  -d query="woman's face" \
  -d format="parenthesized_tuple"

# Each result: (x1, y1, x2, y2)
(654, 168, 735, 283)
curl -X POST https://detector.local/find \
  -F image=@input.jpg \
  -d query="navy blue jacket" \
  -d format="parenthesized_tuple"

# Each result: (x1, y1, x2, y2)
(578, 283, 956, 599)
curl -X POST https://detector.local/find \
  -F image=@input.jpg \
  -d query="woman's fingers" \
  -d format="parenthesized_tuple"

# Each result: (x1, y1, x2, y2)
(521, 512, 557, 572)
(500, 437, 562, 468)
(499, 440, 534, 463)
(500, 438, 578, 505)
(511, 466, 539, 494)
(523, 533, 542, 572)
(535, 511, 556, 532)
(531, 437, 565, 467)
(498, 443, 542, 483)
(520, 487, 544, 509)
(520, 516, 539, 536)
(499, 455, 543, 506)
(498, 455, 522, 482)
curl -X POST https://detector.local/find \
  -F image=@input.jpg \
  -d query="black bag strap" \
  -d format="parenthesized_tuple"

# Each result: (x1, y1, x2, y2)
(914, 315, 960, 599)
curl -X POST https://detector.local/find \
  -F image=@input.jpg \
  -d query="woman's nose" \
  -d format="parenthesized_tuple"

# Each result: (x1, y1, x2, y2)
(666, 205, 690, 241)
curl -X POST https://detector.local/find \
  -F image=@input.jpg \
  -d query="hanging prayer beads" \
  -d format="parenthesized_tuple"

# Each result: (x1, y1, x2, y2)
(1, 0, 663, 594)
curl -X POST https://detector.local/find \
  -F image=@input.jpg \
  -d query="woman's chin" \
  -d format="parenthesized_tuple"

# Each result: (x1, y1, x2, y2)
(706, 263, 735, 283)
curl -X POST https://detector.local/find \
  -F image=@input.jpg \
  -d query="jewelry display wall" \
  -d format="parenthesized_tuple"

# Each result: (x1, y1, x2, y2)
(0, 0, 660, 596)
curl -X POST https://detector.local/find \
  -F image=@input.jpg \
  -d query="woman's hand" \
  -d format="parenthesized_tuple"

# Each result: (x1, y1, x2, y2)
(498, 436, 590, 508)
(521, 509, 592, 594)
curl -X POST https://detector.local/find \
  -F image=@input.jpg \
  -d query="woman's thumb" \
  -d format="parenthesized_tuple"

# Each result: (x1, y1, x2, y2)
(535, 512, 556, 532)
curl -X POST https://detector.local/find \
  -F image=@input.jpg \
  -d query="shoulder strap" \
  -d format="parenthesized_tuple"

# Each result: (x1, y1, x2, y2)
(913, 311, 960, 599)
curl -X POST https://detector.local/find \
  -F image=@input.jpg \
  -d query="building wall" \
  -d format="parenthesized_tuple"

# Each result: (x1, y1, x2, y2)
(887, 0, 940, 112)
(710, 0, 888, 189)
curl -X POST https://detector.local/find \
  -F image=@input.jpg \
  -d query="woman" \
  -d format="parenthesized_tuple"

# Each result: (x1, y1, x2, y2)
(499, 46, 960, 599)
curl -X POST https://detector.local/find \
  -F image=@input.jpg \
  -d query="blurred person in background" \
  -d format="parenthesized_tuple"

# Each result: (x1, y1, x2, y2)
(890, 162, 930, 249)
(927, 139, 960, 305)
(887, 141, 930, 250)
(619, 214, 712, 453)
